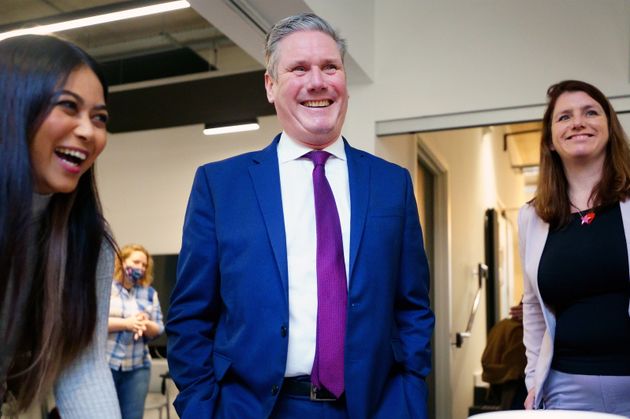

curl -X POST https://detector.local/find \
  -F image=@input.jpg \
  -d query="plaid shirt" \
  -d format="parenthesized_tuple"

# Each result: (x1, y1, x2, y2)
(106, 281, 164, 371)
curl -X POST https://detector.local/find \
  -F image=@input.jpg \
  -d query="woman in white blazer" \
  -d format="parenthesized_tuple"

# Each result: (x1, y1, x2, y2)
(519, 80, 630, 416)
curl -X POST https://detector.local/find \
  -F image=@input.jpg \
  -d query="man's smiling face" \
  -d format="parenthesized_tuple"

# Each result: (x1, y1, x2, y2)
(264, 30, 348, 149)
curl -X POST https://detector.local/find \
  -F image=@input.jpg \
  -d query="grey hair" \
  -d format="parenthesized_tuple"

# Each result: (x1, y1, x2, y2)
(264, 12, 347, 80)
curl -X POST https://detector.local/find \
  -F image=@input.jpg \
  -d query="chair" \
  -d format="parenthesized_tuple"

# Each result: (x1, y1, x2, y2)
(144, 358, 171, 419)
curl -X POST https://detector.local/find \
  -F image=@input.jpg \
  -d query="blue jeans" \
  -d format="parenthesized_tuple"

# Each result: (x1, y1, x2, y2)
(111, 366, 151, 419)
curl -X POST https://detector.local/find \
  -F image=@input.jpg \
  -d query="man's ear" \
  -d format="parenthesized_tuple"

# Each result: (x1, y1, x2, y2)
(264, 72, 275, 104)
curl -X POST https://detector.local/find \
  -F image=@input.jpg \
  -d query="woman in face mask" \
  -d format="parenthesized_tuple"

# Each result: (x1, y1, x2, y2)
(107, 244, 164, 419)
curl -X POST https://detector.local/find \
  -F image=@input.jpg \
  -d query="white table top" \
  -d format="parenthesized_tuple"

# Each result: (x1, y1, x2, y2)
(470, 410, 627, 419)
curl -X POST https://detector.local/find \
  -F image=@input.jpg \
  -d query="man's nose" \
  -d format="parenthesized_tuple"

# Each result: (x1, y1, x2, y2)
(307, 67, 326, 90)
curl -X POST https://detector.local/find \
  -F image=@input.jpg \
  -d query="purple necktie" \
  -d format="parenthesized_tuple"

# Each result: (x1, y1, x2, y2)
(306, 150, 347, 398)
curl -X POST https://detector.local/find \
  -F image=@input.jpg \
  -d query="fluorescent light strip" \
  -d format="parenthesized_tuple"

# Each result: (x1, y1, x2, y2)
(203, 123, 260, 136)
(0, 1, 190, 41)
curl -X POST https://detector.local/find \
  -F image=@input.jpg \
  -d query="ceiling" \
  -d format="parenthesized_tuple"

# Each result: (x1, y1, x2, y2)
(504, 121, 541, 168)
(1, 0, 233, 70)
(503, 121, 542, 196)
(15, 0, 542, 142)
(1, 0, 277, 132)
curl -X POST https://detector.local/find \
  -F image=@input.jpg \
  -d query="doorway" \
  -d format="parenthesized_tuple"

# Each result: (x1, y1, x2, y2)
(379, 120, 539, 419)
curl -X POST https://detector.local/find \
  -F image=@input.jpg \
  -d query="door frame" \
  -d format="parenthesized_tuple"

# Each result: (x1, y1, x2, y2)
(416, 137, 452, 419)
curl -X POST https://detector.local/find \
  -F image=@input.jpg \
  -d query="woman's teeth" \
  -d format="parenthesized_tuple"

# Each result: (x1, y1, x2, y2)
(55, 147, 87, 165)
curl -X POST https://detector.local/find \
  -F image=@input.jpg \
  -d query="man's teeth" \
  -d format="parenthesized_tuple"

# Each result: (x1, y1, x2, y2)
(55, 147, 87, 164)
(303, 100, 331, 108)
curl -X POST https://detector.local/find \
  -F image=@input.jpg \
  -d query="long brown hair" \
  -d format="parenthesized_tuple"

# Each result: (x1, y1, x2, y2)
(0, 35, 114, 410)
(534, 80, 630, 228)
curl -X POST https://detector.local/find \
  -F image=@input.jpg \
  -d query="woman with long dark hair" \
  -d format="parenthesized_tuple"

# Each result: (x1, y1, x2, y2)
(0, 35, 121, 417)
(519, 79, 630, 415)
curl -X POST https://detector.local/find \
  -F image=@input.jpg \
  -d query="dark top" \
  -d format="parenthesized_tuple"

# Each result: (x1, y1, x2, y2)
(538, 202, 630, 375)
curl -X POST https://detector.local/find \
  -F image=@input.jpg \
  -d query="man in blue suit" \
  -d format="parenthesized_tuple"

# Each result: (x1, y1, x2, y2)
(166, 12, 434, 418)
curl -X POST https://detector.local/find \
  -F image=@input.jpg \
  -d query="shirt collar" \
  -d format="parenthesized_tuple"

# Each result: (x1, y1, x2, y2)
(277, 132, 346, 163)
(114, 280, 136, 295)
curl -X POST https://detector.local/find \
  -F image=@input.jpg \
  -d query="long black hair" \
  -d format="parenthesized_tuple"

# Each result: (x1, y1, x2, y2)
(0, 34, 114, 410)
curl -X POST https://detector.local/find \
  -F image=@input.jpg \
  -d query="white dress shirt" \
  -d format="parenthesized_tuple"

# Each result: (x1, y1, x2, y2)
(277, 132, 351, 377)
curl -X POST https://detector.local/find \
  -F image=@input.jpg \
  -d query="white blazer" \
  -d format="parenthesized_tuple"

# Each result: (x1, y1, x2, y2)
(517, 199, 630, 408)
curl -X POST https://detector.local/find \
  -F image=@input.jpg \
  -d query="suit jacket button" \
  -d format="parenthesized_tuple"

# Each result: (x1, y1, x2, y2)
(280, 326, 288, 337)
(271, 384, 279, 396)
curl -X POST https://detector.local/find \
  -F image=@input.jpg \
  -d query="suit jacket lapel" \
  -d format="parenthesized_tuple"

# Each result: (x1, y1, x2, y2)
(345, 139, 370, 283)
(249, 135, 289, 305)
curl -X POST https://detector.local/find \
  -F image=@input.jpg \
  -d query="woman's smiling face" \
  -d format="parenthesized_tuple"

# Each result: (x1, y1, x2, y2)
(550, 90, 609, 165)
(30, 65, 108, 194)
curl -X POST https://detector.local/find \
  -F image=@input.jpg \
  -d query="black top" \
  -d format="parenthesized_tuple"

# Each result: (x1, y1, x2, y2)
(538, 202, 630, 375)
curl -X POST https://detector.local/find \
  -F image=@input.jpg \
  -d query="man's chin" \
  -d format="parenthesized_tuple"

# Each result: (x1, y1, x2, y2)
(300, 134, 339, 149)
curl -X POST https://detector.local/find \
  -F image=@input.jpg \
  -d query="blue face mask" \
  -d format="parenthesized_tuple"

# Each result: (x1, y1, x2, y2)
(125, 266, 144, 283)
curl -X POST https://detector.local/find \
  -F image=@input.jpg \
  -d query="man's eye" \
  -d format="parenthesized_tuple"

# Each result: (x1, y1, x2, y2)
(324, 64, 338, 72)
(293, 66, 306, 73)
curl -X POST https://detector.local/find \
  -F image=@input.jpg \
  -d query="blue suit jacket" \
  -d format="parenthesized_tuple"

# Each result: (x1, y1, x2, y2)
(167, 136, 434, 418)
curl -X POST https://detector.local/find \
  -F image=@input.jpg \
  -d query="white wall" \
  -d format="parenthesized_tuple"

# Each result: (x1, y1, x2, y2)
(305, 0, 375, 83)
(375, 130, 416, 171)
(372, 0, 630, 123)
(97, 115, 281, 254)
(421, 128, 491, 419)
(619, 113, 630, 133)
